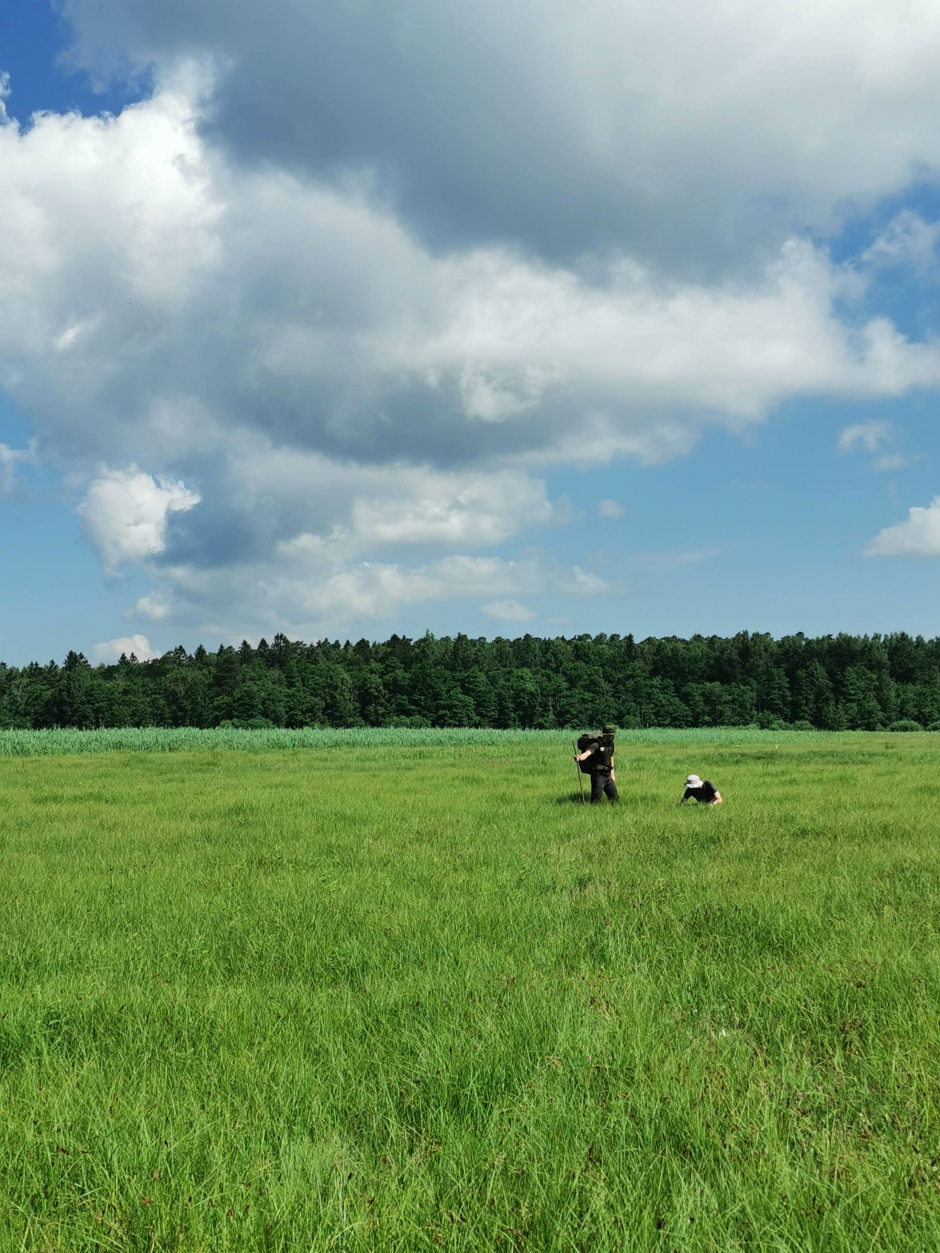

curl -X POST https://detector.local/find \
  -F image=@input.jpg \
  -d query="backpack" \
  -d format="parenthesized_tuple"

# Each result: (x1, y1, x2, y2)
(577, 732, 614, 774)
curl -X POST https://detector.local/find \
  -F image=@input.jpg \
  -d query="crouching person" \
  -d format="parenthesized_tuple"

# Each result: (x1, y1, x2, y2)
(680, 774, 723, 806)
(574, 724, 619, 803)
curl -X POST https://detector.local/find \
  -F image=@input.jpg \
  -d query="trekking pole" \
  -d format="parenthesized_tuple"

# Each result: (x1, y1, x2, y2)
(572, 740, 586, 804)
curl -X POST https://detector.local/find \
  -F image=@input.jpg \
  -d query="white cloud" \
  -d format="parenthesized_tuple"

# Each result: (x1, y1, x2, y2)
(862, 211, 940, 271)
(480, 599, 535, 622)
(77, 465, 200, 572)
(226, 443, 560, 558)
(865, 498, 940, 557)
(350, 470, 554, 548)
(571, 566, 610, 594)
(2, 50, 940, 636)
(2, 84, 939, 489)
(872, 453, 909, 472)
(838, 419, 916, 472)
(631, 548, 721, 572)
(0, 439, 36, 491)
(57, 0, 940, 272)
(91, 633, 160, 663)
(839, 420, 892, 453)
(597, 499, 623, 519)
(134, 593, 172, 620)
(128, 548, 613, 638)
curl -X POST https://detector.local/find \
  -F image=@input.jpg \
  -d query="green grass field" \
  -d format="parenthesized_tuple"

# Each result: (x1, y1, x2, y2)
(1, 732, 939, 1250)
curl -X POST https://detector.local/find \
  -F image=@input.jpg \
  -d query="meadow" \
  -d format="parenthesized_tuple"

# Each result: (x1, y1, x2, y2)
(0, 725, 823, 758)
(0, 730, 938, 1250)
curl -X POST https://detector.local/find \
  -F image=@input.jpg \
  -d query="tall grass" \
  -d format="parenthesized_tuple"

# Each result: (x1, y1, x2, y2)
(0, 724, 912, 757)
(0, 735, 938, 1249)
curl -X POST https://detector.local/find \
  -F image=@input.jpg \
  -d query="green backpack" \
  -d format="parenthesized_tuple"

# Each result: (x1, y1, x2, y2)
(576, 732, 614, 774)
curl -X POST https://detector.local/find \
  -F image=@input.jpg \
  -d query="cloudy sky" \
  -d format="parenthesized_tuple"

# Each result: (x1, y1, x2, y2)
(3, 0, 940, 663)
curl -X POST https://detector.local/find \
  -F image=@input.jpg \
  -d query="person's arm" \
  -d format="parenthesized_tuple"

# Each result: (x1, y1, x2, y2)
(678, 788, 689, 806)
(710, 790, 723, 806)
(610, 753, 615, 783)
(574, 741, 598, 763)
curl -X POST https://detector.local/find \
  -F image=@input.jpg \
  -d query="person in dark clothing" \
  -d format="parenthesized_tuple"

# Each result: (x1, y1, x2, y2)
(680, 774, 723, 806)
(574, 724, 619, 802)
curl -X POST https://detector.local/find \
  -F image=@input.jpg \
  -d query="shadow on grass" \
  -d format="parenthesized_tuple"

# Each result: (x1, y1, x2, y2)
(556, 791, 599, 805)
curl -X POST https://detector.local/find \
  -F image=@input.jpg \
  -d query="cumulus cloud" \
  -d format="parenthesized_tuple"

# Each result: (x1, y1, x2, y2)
(2, 83, 939, 486)
(838, 420, 915, 472)
(480, 600, 535, 622)
(631, 548, 721, 572)
(863, 211, 940, 272)
(571, 567, 611, 595)
(91, 633, 160, 663)
(839, 421, 892, 453)
(4, 5, 940, 637)
(0, 439, 36, 491)
(57, 0, 940, 270)
(77, 466, 200, 573)
(349, 471, 555, 548)
(597, 499, 623, 519)
(201, 443, 562, 565)
(133, 593, 172, 620)
(130, 549, 612, 639)
(865, 499, 940, 558)
(872, 453, 911, 472)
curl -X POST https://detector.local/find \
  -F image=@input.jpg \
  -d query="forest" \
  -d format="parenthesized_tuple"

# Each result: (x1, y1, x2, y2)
(2, 630, 939, 731)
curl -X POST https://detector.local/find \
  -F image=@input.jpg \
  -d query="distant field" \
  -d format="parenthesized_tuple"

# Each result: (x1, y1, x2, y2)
(1, 735, 939, 1250)
(0, 725, 894, 756)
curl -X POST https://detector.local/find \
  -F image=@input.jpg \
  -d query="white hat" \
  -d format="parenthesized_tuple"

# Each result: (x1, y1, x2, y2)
(685, 774, 702, 788)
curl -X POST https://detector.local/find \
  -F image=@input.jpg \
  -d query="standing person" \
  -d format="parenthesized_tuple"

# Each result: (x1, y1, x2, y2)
(679, 774, 723, 806)
(574, 725, 619, 803)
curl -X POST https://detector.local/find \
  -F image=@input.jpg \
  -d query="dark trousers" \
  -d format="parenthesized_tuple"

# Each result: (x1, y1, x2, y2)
(590, 771, 618, 802)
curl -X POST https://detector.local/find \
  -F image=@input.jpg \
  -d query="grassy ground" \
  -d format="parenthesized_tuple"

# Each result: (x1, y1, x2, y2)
(0, 734, 938, 1250)
(0, 726, 832, 757)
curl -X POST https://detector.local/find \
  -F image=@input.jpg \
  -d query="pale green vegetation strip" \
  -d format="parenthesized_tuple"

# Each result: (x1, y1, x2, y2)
(0, 724, 916, 757)
(0, 737, 938, 1250)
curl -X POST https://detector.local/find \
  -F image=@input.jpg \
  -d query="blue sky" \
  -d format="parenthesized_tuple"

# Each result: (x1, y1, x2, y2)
(2, 0, 940, 665)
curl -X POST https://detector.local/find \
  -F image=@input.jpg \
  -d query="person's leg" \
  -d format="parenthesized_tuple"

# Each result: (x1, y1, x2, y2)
(590, 772, 606, 803)
(604, 776, 619, 801)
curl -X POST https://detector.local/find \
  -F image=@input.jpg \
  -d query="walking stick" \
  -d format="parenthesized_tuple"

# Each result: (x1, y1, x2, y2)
(572, 740, 586, 804)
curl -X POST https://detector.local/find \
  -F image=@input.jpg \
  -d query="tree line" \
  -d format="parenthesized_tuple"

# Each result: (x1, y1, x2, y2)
(1, 631, 939, 732)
